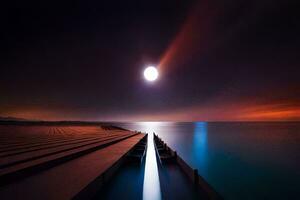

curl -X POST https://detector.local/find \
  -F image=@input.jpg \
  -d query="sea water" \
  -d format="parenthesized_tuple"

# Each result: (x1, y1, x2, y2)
(115, 122, 300, 200)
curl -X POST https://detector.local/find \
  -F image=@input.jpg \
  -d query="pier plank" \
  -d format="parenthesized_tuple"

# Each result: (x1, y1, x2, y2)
(0, 128, 144, 200)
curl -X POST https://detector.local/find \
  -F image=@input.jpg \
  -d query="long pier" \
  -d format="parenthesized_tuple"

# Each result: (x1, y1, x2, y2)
(0, 123, 222, 199)
(0, 124, 145, 199)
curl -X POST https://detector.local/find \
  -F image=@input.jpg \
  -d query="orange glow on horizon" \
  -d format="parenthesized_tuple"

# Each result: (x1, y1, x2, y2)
(236, 104, 300, 121)
(1, 99, 300, 122)
(2, 105, 300, 122)
(122, 101, 300, 122)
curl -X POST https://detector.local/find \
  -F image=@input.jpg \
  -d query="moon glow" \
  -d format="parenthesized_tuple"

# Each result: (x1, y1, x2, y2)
(144, 66, 159, 82)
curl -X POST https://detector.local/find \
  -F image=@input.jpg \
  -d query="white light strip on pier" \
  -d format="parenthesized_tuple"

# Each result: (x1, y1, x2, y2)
(143, 133, 162, 200)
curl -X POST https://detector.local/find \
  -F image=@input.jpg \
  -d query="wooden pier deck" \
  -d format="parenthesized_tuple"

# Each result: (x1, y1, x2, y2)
(0, 124, 144, 199)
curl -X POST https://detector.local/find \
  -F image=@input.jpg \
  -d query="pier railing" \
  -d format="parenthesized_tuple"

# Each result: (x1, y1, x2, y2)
(154, 133, 223, 200)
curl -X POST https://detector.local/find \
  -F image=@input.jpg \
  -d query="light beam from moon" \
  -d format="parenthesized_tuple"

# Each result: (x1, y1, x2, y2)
(158, 0, 218, 74)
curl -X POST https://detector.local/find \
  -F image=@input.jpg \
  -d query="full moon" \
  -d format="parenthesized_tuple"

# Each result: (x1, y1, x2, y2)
(144, 66, 159, 82)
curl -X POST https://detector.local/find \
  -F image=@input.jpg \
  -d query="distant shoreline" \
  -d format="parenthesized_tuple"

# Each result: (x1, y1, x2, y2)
(0, 120, 299, 126)
(0, 120, 129, 131)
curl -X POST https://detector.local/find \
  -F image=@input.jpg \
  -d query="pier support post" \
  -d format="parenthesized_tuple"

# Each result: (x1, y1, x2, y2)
(194, 169, 199, 185)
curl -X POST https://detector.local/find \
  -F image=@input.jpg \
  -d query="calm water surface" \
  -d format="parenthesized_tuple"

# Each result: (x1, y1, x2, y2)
(115, 122, 300, 200)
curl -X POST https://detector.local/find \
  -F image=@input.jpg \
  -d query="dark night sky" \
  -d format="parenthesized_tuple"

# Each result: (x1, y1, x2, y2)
(1, 0, 300, 121)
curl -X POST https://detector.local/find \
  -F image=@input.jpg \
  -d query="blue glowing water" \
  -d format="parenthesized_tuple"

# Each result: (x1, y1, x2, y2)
(116, 122, 300, 200)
